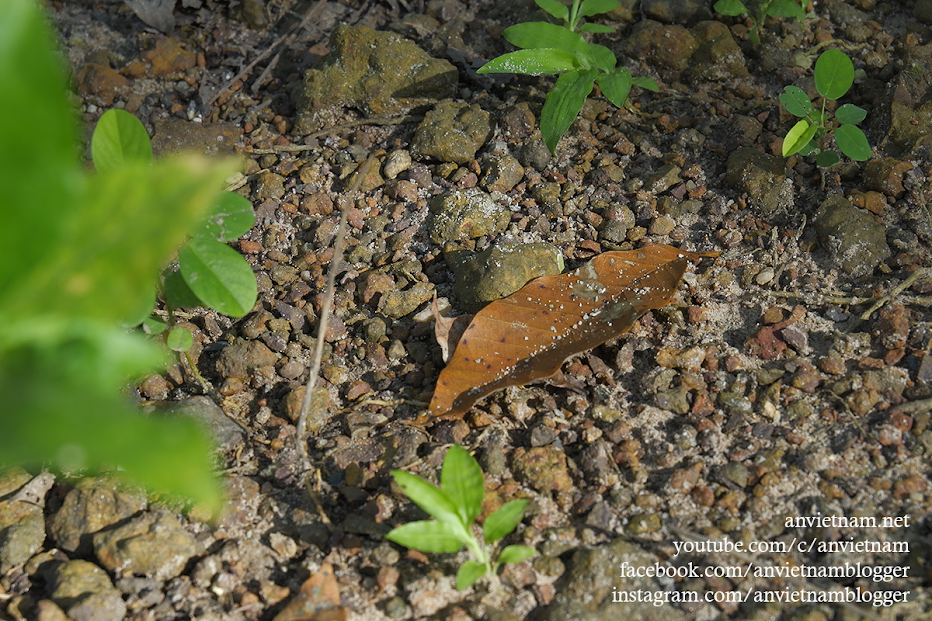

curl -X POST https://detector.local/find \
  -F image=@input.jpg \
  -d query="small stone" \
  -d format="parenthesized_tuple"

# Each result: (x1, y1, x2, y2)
(292, 24, 457, 133)
(283, 386, 331, 430)
(252, 171, 286, 201)
(511, 447, 574, 495)
(863, 157, 914, 197)
(452, 242, 564, 312)
(643, 164, 682, 194)
(48, 560, 126, 621)
(93, 511, 200, 580)
(77, 63, 128, 105)
(216, 338, 278, 379)
(814, 195, 891, 276)
(379, 282, 435, 318)
(412, 99, 492, 164)
(168, 396, 244, 449)
(649, 215, 676, 235)
(383, 150, 412, 179)
(686, 20, 749, 81)
(428, 187, 510, 244)
(345, 380, 372, 400)
(626, 513, 662, 534)
(480, 154, 525, 193)
(720, 462, 749, 488)
(48, 476, 147, 556)
(725, 147, 788, 214)
(622, 21, 698, 77)
(270, 264, 298, 285)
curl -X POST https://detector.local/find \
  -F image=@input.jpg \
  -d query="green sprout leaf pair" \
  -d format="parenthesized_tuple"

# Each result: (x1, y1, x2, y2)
(713, 0, 807, 45)
(477, 0, 658, 154)
(92, 109, 258, 325)
(386, 446, 536, 590)
(780, 49, 871, 166)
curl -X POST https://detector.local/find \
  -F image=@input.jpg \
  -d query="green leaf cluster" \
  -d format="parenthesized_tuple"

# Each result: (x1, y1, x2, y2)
(780, 49, 871, 166)
(92, 109, 258, 326)
(477, 0, 658, 154)
(386, 446, 536, 590)
(0, 0, 242, 517)
(713, 0, 807, 45)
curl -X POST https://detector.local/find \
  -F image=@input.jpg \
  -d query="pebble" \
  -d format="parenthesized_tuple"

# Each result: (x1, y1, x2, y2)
(813, 195, 891, 276)
(452, 241, 564, 312)
(93, 511, 200, 580)
(411, 100, 492, 164)
(428, 187, 511, 244)
(48, 475, 147, 556)
(47, 560, 127, 621)
(511, 447, 574, 495)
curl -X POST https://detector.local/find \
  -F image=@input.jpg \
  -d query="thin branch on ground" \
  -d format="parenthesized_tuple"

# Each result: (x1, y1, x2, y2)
(296, 154, 376, 467)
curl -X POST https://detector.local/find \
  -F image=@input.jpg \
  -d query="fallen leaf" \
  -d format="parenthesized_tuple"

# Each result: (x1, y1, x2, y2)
(431, 293, 473, 363)
(272, 562, 345, 621)
(418, 245, 717, 425)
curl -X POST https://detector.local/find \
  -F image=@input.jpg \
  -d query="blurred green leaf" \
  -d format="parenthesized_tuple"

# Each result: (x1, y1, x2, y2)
(0, 344, 222, 517)
(835, 124, 872, 161)
(477, 48, 580, 75)
(456, 561, 487, 590)
(91, 109, 152, 173)
(713, 0, 747, 16)
(541, 68, 598, 153)
(783, 119, 816, 157)
(597, 66, 633, 108)
(483, 499, 529, 543)
(535, 0, 569, 21)
(196, 192, 255, 242)
(385, 520, 466, 553)
(178, 238, 257, 317)
(0, 0, 81, 302)
(163, 269, 205, 309)
(579, 0, 620, 17)
(835, 103, 867, 125)
(814, 49, 854, 100)
(166, 326, 194, 352)
(780, 85, 814, 118)
(504, 22, 589, 54)
(4, 158, 235, 323)
(143, 316, 168, 335)
(498, 545, 537, 565)
(442, 446, 484, 527)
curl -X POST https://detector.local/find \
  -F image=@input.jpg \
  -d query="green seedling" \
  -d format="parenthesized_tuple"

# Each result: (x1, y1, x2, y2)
(780, 49, 871, 167)
(386, 446, 536, 590)
(477, 0, 658, 154)
(714, 0, 807, 46)
(0, 0, 243, 517)
(92, 109, 258, 324)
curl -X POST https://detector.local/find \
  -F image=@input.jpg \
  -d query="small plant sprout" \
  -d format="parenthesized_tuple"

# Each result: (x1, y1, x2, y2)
(780, 49, 872, 167)
(386, 445, 536, 590)
(713, 0, 807, 46)
(92, 108, 257, 374)
(477, 0, 658, 154)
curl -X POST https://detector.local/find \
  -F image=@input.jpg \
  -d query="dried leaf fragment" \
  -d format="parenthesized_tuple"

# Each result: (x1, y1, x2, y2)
(272, 562, 345, 621)
(419, 245, 717, 425)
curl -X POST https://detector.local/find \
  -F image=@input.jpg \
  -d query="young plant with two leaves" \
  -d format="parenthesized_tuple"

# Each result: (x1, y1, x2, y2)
(91, 109, 257, 382)
(780, 48, 872, 167)
(386, 446, 536, 590)
(477, 0, 658, 154)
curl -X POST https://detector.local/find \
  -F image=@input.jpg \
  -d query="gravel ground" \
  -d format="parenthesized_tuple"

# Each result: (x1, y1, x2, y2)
(2, 0, 932, 620)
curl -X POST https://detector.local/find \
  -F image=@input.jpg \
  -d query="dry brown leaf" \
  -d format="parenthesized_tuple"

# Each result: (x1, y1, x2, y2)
(272, 562, 345, 621)
(417, 245, 717, 425)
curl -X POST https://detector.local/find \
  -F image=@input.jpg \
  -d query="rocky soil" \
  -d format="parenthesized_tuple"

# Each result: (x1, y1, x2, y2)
(2, 0, 932, 620)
